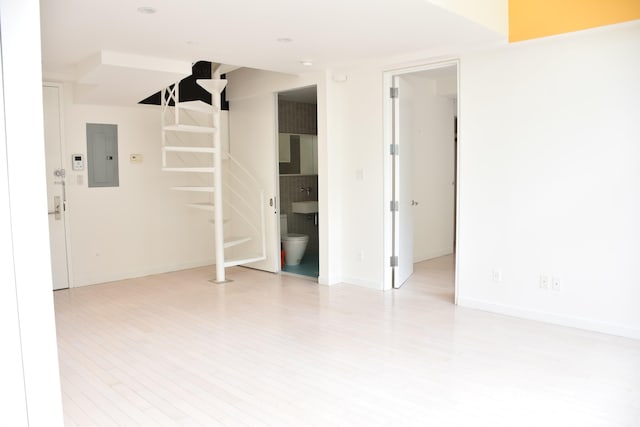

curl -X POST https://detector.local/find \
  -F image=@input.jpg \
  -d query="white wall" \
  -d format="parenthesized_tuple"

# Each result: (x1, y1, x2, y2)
(325, 69, 386, 288)
(315, 22, 640, 338)
(400, 73, 456, 262)
(60, 85, 218, 286)
(225, 68, 343, 284)
(428, 0, 508, 36)
(0, 0, 64, 424)
(457, 22, 640, 339)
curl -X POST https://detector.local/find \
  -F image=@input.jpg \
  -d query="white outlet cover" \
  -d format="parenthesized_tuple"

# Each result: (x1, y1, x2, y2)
(540, 275, 550, 289)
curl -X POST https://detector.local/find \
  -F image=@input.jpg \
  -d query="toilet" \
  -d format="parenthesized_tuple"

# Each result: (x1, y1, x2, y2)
(280, 214, 309, 266)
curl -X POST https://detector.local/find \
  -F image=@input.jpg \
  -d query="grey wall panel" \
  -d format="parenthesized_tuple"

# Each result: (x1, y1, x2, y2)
(87, 123, 119, 187)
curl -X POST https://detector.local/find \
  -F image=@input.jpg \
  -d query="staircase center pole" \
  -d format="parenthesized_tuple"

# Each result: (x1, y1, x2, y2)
(212, 69, 226, 283)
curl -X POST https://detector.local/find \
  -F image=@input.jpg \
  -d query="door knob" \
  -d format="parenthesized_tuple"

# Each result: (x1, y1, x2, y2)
(411, 200, 419, 206)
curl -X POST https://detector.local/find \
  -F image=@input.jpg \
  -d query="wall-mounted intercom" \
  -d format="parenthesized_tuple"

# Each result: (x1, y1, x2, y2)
(72, 154, 84, 171)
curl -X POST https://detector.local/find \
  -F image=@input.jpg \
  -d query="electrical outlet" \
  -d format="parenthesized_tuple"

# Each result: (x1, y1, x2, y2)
(551, 277, 561, 292)
(491, 269, 503, 283)
(539, 275, 550, 290)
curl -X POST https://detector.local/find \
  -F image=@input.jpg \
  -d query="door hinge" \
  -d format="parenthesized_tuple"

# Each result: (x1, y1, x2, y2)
(389, 144, 399, 155)
(390, 256, 398, 267)
(390, 200, 399, 212)
(390, 87, 398, 99)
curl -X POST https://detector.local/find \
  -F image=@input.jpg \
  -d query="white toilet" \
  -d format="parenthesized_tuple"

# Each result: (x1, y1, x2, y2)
(280, 214, 309, 266)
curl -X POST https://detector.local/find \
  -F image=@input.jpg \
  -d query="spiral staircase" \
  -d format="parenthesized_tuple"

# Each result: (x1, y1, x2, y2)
(159, 65, 265, 283)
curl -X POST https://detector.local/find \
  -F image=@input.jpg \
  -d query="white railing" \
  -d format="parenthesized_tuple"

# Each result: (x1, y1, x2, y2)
(160, 79, 266, 280)
(222, 152, 266, 265)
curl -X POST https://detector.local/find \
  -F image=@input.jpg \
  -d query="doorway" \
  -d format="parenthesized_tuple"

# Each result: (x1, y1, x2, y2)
(42, 84, 70, 290)
(384, 62, 459, 295)
(276, 86, 319, 279)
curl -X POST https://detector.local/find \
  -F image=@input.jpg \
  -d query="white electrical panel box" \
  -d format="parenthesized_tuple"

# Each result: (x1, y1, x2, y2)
(72, 154, 84, 171)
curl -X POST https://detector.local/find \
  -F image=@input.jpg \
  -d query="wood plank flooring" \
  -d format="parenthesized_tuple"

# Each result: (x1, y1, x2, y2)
(54, 256, 640, 426)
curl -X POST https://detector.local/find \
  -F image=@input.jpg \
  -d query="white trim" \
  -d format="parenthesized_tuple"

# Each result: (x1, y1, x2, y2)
(413, 249, 454, 264)
(340, 276, 383, 291)
(72, 260, 216, 288)
(458, 297, 640, 341)
(42, 82, 74, 288)
(381, 59, 461, 300)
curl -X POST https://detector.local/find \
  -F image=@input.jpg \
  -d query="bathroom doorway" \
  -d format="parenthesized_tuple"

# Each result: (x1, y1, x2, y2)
(384, 61, 459, 296)
(276, 86, 319, 279)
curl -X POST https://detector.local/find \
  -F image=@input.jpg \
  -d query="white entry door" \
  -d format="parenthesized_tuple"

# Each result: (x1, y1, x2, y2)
(42, 85, 69, 290)
(228, 93, 280, 272)
(393, 76, 414, 288)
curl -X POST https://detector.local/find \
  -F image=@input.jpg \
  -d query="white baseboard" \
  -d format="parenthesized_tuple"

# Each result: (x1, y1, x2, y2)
(71, 259, 215, 288)
(340, 276, 383, 290)
(458, 297, 640, 341)
(413, 248, 454, 264)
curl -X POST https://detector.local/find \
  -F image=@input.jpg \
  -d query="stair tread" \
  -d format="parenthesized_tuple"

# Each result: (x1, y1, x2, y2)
(162, 167, 215, 173)
(186, 202, 214, 211)
(176, 100, 219, 114)
(163, 124, 216, 133)
(223, 255, 267, 267)
(171, 186, 215, 193)
(196, 79, 228, 95)
(223, 236, 251, 248)
(208, 218, 230, 224)
(163, 146, 216, 154)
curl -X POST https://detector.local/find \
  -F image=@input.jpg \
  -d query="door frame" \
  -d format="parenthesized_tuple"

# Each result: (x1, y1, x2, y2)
(382, 59, 461, 302)
(43, 82, 73, 289)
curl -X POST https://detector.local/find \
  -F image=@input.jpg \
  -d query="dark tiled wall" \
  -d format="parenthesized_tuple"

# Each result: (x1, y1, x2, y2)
(278, 100, 317, 135)
(279, 175, 319, 255)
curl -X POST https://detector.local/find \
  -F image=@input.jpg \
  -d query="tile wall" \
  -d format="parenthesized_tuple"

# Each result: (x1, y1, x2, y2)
(279, 174, 319, 255)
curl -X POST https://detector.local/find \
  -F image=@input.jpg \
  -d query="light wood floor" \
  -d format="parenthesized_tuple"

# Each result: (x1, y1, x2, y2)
(54, 255, 640, 426)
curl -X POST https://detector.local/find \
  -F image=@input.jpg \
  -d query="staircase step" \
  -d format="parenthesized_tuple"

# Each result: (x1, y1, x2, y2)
(163, 124, 216, 133)
(171, 186, 215, 193)
(176, 100, 219, 114)
(223, 236, 251, 249)
(223, 255, 267, 268)
(208, 218, 230, 225)
(196, 79, 228, 95)
(162, 167, 215, 173)
(163, 146, 216, 154)
(186, 202, 214, 211)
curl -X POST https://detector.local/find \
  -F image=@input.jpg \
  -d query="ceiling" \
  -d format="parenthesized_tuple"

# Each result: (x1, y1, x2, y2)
(39, 0, 504, 105)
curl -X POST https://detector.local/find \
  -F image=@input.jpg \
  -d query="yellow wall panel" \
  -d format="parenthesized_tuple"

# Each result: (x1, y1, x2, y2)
(509, 0, 640, 42)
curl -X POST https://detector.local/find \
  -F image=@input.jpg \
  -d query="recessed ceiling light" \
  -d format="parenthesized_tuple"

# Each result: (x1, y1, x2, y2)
(277, 38, 293, 43)
(137, 6, 157, 14)
(300, 60, 313, 67)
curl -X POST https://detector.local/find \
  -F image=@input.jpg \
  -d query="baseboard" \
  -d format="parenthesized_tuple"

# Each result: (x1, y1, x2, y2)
(458, 297, 640, 341)
(340, 276, 383, 290)
(71, 259, 215, 288)
(413, 248, 454, 263)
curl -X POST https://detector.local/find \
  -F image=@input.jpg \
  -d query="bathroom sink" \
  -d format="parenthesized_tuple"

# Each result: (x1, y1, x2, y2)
(292, 201, 318, 214)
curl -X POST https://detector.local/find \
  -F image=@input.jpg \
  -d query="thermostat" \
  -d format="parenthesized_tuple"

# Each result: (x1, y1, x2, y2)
(72, 154, 84, 171)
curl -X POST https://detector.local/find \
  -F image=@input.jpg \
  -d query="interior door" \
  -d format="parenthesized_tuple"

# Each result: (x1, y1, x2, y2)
(228, 93, 280, 272)
(42, 85, 69, 290)
(393, 76, 414, 288)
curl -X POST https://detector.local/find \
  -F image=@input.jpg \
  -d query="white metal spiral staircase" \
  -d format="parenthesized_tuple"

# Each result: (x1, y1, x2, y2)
(160, 67, 266, 282)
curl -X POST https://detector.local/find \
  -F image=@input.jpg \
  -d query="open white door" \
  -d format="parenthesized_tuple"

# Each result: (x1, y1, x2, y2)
(228, 93, 280, 272)
(392, 76, 414, 288)
(42, 85, 70, 290)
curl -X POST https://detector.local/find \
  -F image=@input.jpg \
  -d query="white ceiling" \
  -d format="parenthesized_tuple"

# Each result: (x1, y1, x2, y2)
(39, 0, 504, 105)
